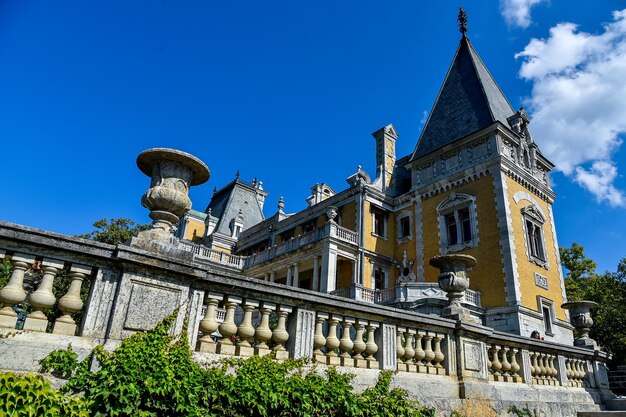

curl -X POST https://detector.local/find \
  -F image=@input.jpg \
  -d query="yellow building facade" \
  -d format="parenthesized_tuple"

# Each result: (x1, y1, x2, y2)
(179, 30, 573, 344)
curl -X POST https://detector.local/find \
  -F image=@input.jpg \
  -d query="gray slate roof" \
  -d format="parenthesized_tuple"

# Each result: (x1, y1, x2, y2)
(410, 37, 515, 161)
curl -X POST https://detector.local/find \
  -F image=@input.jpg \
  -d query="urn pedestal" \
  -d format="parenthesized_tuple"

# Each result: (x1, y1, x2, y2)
(562, 300, 598, 350)
(131, 148, 210, 253)
(430, 254, 478, 323)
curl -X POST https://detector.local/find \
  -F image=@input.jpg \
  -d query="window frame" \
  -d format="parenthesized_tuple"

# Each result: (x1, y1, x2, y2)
(537, 297, 556, 337)
(521, 205, 549, 268)
(396, 210, 413, 243)
(436, 192, 479, 253)
(371, 206, 388, 239)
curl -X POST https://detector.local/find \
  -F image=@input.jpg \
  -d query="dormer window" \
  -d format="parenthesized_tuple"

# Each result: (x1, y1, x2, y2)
(437, 193, 478, 252)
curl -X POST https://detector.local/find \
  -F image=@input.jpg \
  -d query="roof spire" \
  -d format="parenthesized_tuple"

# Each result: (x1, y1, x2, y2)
(458, 6, 468, 38)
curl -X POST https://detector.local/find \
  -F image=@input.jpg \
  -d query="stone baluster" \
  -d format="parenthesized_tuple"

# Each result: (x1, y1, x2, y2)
(326, 315, 341, 366)
(487, 346, 493, 371)
(236, 299, 259, 357)
(313, 312, 328, 363)
(423, 334, 435, 371)
(396, 327, 405, 369)
(414, 331, 426, 372)
(364, 322, 379, 369)
(53, 264, 92, 335)
(196, 292, 223, 353)
(491, 346, 502, 376)
(352, 319, 367, 368)
(339, 317, 355, 366)
(565, 358, 574, 381)
(530, 352, 539, 380)
(217, 296, 241, 355)
(538, 353, 547, 382)
(432, 333, 445, 369)
(402, 329, 416, 372)
(254, 302, 275, 356)
(510, 348, 521, 382)
(501, 346, 512, 380)
(0, 253, 36, 329)
(548, 355, 559, 383)
(24, 258, 64, 332)
(272, 305, 292, 360)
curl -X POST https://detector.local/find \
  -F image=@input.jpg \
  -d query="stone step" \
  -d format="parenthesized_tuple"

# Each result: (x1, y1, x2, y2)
(607, 399, 626, 411)
(578, 413, 626, 417)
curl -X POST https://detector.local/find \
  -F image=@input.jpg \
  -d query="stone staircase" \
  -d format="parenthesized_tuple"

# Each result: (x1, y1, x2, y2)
(578, 369, 626, 416)
(610, 366, 626, 396)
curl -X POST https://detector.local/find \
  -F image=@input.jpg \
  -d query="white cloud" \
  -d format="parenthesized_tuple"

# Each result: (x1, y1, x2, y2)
(500, 0, 545, 29)
(516, 9, 626, 207)
(574, 161, 625, 207)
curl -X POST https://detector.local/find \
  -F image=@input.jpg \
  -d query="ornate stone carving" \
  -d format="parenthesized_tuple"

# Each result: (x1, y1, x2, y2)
(396, 250, 416, 282)
(430, 254, 478, 323)
(562, 300, 598, 350)
(133, 148, 210, 248)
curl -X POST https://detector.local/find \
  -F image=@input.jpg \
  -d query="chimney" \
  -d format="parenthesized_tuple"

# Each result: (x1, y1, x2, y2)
(372, 124, 398, 190)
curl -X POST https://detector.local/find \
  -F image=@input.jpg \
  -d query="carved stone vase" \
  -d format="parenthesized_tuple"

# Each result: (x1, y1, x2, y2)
(326, 206, 338, 222)
(562, 300, 598, 350)
(133, 148, 210, 248)
(430, 254, 477, 323)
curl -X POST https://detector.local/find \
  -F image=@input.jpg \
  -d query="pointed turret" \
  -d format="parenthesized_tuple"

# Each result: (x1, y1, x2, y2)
(410, 9, 515, 161)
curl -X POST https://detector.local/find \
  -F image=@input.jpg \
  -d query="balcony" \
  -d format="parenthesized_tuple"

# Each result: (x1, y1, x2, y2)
(331, 282, 482, 309)
(244, 222, 358, 269)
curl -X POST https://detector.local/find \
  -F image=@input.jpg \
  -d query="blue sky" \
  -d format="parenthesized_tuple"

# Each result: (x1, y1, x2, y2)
(1, 1, 625, 273)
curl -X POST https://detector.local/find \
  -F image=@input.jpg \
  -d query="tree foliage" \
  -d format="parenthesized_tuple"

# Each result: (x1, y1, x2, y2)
(561, 243, 626, 366)
(76, 218, 149, 245)
(31, 310, 435, 417)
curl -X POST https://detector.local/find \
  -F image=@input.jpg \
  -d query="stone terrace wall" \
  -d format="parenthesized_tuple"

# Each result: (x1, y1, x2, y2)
(0, 221, 616, 417)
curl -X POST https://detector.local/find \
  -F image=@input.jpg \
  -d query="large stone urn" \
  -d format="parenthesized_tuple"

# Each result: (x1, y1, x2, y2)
(430, 254, 477, 323)
(132, 148, 210, 250)
(562, 300, 598, 350)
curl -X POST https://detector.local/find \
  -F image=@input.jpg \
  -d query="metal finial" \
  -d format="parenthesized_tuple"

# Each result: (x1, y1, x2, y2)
(458, 7, 468, 37)
(235, 169, 240, 179)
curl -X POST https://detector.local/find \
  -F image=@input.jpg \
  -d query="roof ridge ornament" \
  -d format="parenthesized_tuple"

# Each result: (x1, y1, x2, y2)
(458, 6, 468, 38)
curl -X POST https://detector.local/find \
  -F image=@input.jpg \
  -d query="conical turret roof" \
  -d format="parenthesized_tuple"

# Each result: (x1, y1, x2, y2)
(410, 37, 515, 161)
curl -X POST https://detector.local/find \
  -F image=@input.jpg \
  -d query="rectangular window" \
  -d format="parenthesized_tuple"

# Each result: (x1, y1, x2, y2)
(460, 208, 472, 243)
(399, 216, 411, 238)
(374, 268, 385, 290)
(372, 208, 386, 237)
(445, 213, 458, 245)
(542, 305, 553, 335)
(526, 220, 546, 261)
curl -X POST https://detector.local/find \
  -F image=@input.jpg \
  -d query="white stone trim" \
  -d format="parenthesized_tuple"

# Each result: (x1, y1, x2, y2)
(519, 204, 550, 270)
(492, 168, 522, 306)
(414, 197, 425, 281)
(512, 191, 547, 220)
(548, 205, 569, 319)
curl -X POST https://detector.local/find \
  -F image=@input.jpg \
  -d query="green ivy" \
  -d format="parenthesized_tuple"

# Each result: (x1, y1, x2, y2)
(0, 372, 89, 416)
(31, 309, 436, 416)
(508, 405, 539, 417)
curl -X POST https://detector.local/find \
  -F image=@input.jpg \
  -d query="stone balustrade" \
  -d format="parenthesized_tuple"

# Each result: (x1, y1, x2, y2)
(0, 221, 615, 415)
(396, 327, 447, 375)
(0, 250, 92, 335)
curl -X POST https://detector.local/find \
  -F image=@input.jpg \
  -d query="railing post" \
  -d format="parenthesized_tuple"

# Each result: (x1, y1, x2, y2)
(376, 323, 397, 371)
(272, 305, 293, 361)
(254, 302, 275, 356)
(286, 307, 315, 359)
(197, 292, 223, 353)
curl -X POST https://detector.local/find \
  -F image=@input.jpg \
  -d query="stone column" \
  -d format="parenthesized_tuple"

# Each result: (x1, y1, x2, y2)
(320, 242, 338, 293)
(293, 263, 299, 288)
(312, 256, 320, 292)
(52, 264, 92, 335)
(270, 271, 276, 283)
(286, 265, 293, 287)
(263, 273, 269, 282)
(0, 253, 36, 329)
(351, 260, 358, 284)
(197, 292, 223, 353)
(24, 258, 64, 332)
(217, 296, 241, 355)
(236, 299, 259, 357)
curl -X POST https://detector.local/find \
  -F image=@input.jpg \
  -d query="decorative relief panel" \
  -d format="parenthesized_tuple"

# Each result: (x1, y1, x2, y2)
(124, 281, 181, 331)
(534, 272, 548, 289)
(463, 340, 482, 371)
